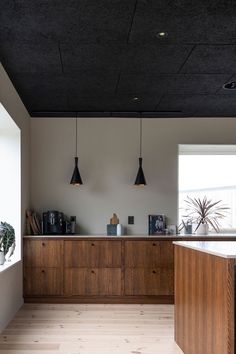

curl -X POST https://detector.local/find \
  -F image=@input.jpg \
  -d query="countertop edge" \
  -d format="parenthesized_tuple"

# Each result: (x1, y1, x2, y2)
(173, 241, 236, 258)
(23, 234, 236, 241)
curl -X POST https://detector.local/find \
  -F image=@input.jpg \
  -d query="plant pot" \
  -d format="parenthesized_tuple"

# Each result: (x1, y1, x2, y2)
(184, 225, 192, 235)
(196, 223, 209, 235)
(0, 251, 5, 265)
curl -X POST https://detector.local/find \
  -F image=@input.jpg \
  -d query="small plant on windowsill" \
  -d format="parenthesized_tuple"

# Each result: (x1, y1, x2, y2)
(181, 196, 229, 235)
(0, 222, 15, 265)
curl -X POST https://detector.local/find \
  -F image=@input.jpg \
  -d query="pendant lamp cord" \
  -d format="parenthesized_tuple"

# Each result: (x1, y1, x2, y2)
(139, 118, 142, 158)
(75, 116, 78, 157)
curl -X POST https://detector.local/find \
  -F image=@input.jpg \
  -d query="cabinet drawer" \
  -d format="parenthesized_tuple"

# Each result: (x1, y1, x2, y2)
(125, 268, 174, 296)
(24, 240, 63, 267)
(64, 241, 122, 267)
(24, 267, 63, 296)
(125, 241, 174, 267)
(64, 268, 122, 296)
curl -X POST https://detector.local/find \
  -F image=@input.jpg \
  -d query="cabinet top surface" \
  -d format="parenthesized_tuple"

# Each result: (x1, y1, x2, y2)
(23, 234, 236, 241)
(174, 241, 236, 258)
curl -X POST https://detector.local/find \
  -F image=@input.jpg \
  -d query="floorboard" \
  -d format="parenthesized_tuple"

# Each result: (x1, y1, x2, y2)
(0, 304, 183, 354)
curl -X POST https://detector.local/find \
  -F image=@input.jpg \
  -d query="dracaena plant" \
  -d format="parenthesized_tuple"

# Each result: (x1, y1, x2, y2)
(182, 196, 229, 232)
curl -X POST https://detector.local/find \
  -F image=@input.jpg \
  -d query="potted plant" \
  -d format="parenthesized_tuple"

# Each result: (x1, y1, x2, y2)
(0, 222, 15, 265)
(181, 196, 229, 235)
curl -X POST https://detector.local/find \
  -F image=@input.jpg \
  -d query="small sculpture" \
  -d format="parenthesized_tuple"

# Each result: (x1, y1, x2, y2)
(107, 213, 122, 236)
(110, 213, 119, 225)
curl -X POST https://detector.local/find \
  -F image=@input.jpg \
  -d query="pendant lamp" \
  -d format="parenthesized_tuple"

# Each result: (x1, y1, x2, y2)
(70, 116, 83, 186)
(134, 118, 147, 186)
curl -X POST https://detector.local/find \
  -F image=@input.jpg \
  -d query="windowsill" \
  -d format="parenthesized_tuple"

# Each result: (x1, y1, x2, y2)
(0, 258, 21, 274)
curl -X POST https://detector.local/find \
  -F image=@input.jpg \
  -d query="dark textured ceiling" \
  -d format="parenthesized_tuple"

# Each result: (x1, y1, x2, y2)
(1, 1, 236, 117)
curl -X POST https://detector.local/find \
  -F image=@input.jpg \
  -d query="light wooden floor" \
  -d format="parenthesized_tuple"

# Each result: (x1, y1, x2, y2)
(0, 304, 183, 354)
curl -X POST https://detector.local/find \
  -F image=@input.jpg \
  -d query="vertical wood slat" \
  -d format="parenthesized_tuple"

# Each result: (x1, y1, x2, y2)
(174, 245, 236, 354)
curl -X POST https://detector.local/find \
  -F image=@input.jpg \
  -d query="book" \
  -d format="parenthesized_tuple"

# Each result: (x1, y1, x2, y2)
(26, 210, 42, 235)
(148, 215, 166, 235)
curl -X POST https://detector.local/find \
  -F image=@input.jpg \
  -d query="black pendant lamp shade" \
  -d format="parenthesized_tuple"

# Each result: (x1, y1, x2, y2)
(70, 157, 83, 186)
(70, 117, 83, 186)
(134, 118, 147, 186)
(134, 157, 146, 186)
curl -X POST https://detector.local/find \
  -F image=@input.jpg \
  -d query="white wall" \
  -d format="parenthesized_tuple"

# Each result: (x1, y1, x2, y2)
(0, 64, 30, 332)
(31, 117, 236, 235)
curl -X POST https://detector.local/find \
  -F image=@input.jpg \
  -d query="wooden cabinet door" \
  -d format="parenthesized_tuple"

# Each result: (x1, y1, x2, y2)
(125, 268, 174, 295)
(64, 268, 122, 296)
(125, 241, 174, 296)
(24, 240, 63, 267)
(64, 241, 122, 267)
(24, 268, 63, 296)
(125, 240, 174, 267)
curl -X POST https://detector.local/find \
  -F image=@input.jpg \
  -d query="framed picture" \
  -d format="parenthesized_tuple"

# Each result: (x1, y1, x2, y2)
(148, 215, 166, 235)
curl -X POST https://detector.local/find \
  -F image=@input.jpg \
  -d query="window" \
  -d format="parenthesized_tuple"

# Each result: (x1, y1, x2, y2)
(178, 145, 236, 232)
(0, 103, 21, 270)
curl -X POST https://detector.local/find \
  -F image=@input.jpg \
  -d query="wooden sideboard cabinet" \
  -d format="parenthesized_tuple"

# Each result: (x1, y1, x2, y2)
(23, 237, 174, 303)
(23, 239, 63, 296)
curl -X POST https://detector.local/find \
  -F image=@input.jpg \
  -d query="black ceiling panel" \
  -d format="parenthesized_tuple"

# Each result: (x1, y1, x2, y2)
(0, 0, 136, 43)
(117, 74, 169, 95)
(68, 94, 159, 112)
(31, 111, 77, 118)
(65, 74, 118, 96)
(157, 94, 208, 116)
(0, 40, 61, 75)
(1, 1, 236, 117)
(77, 112, 111, 117)
(121, 44, 193, 74)
(141, 111, 188, 118)
(129, 0, 236, 44)
(118, 74, 230, 95)
(9, 74, 67, 112)
(157, 93, 236, 117)
(166, 74, 231, 94)
(194, 94, 236, 117)
(60, 42, 124, 75)
(181, 45, 236, 74)
(27, 94, 68, 113)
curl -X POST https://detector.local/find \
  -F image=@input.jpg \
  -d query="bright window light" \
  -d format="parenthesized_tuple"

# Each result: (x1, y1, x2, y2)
(0, 103, 21, 269)
(178, 145, 236, 232)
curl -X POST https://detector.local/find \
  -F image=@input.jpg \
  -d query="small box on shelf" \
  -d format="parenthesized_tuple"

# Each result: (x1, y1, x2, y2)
(107, 224, 117, 236)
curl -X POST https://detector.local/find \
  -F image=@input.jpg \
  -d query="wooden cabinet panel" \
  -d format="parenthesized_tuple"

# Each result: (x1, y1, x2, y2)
(64, 241, 122, 267)
(24, 267, 63, 296)
(174, 245, 235, 354)
(64, 268, 122, 296)
(125, 268, 174, 296)
(24, 240, 63, 267)
(125, 241, 174, 267)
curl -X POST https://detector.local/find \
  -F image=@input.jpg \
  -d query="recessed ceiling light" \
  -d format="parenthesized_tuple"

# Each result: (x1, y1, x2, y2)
(157, 32, 168, 38)
(223, 81, 236, 90)
(132, 97, 140, 101)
